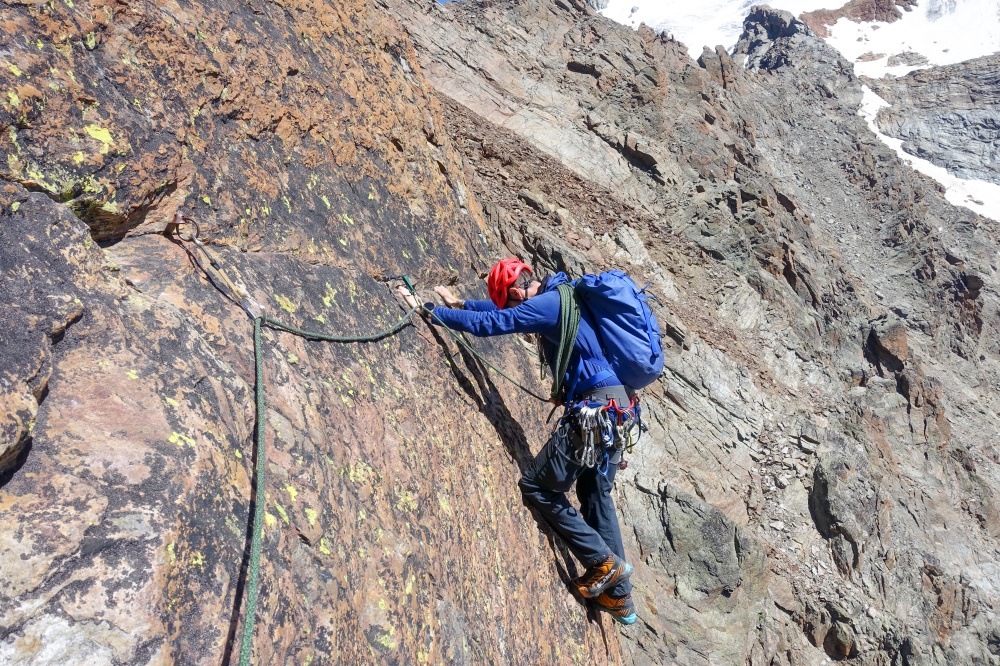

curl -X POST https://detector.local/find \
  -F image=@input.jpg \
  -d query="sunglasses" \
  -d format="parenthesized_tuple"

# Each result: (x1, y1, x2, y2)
(506, 272, 533, 306)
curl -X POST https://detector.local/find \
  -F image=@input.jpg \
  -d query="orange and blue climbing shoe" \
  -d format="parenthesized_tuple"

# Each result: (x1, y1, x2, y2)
(592, 591, 637, 625)
(573, 554, 632, 599)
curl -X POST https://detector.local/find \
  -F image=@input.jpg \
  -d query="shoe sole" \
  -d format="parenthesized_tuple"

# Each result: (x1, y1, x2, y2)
(592, 599, 637, 625)
(611, 612, 637, 625)
(579, 561, 633, 599)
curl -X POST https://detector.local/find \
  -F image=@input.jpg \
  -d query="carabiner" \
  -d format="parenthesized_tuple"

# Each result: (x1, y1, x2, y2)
(597, 449, 609, 476)
(170, 211, 265, 320)
(600, 412, 614, 445)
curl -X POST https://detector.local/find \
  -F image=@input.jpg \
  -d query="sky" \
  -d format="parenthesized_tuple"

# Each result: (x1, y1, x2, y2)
(599, 0, 1000, 220)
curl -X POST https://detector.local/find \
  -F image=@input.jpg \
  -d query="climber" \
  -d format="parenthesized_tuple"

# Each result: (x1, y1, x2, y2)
(398, 258, 638, 625)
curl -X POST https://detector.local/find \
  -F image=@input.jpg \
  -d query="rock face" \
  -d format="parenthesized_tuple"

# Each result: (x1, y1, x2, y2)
(736, 7, 819, 72)
(867, 54, 1000, 185)
(0, 1, 611, 663)
(382, 1, 1000, 664)
(800, 0, 919, 38)
(2, 1, 999, 665)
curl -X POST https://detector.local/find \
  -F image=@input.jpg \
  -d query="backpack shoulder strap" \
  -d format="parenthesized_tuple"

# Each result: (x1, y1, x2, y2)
(550, 283, 581, 402)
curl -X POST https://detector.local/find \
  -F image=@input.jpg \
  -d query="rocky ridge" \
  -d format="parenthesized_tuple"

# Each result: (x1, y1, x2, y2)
(867, 53, 1000, 186)
(800, 0, 918, 38)
(1, 1, 999, 665)
(384, 1, 1000, 664)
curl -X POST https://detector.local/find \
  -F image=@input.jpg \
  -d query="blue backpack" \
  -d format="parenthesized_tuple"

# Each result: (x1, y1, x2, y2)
(550, 271, 664, 399)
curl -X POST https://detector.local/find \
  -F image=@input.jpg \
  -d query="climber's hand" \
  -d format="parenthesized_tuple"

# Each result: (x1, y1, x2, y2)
(396, 285, 419, 310)
(433, 286, 464, 309)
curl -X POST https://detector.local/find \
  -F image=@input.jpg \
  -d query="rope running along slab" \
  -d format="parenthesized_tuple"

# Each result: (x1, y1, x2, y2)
(169, 215, 545, 664)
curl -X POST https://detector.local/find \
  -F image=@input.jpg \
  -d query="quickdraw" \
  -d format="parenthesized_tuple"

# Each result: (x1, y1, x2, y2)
(169, 212, 266, 320)
(608, 397, 645, 455)
(566, 395, 644, 474)
(573, 405, 604, 468)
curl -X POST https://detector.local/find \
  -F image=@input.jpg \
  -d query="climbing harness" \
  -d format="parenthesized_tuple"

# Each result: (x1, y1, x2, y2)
(561, 395, 644, 475)
(167, 214, 547, 665)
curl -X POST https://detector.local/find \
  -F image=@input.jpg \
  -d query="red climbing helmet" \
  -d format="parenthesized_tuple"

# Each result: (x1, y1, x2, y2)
(487, 258, 532, 308)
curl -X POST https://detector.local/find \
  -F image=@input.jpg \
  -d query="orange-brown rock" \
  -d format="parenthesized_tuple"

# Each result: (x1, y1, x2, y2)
(4, 0, 1000, 664)
(800, 0, 918, 38)
(0, 0, 616, 663)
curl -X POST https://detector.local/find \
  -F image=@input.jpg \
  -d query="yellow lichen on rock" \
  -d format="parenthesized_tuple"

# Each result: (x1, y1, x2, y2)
(83, 124, 115, 153)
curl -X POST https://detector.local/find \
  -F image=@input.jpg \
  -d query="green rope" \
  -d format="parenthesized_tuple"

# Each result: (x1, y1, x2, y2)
(263, 307, 420, 342)
(230, 295, 546, 664)
(175, 229, 550, 661)
(236, 307, 419, 663)
(239, 317, 267, 666)
(179, 240, 546, 660)
(549, 284, 580, 402)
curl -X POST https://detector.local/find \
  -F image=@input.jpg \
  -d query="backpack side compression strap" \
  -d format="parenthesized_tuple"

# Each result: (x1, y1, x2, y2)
(550, 283, 580, 402)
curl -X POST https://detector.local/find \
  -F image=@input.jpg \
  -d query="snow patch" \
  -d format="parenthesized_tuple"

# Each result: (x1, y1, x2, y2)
(599, 0, 1000, 70)
(600, 1, 1000, 223)
(860, 86, 1000, 221)
(599, 0, 835, 57)
(825, 0, 1000, 78)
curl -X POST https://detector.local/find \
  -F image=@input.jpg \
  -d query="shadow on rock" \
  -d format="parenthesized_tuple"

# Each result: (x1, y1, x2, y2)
(0, 437, 33, 492)
(425, 326, 591, 592)
(427, 326, 535, 471)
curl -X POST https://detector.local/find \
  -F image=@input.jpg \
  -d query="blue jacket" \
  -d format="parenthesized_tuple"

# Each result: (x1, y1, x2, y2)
(429, 273, 618, 400)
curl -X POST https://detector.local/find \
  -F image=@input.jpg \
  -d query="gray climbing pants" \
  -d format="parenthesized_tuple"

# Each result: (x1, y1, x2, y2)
(518, 417, 632, 597)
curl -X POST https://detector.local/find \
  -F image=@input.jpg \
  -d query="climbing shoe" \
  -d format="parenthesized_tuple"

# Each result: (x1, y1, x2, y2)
(573, 554, 632, 599)
(592, 591, 637, 625)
